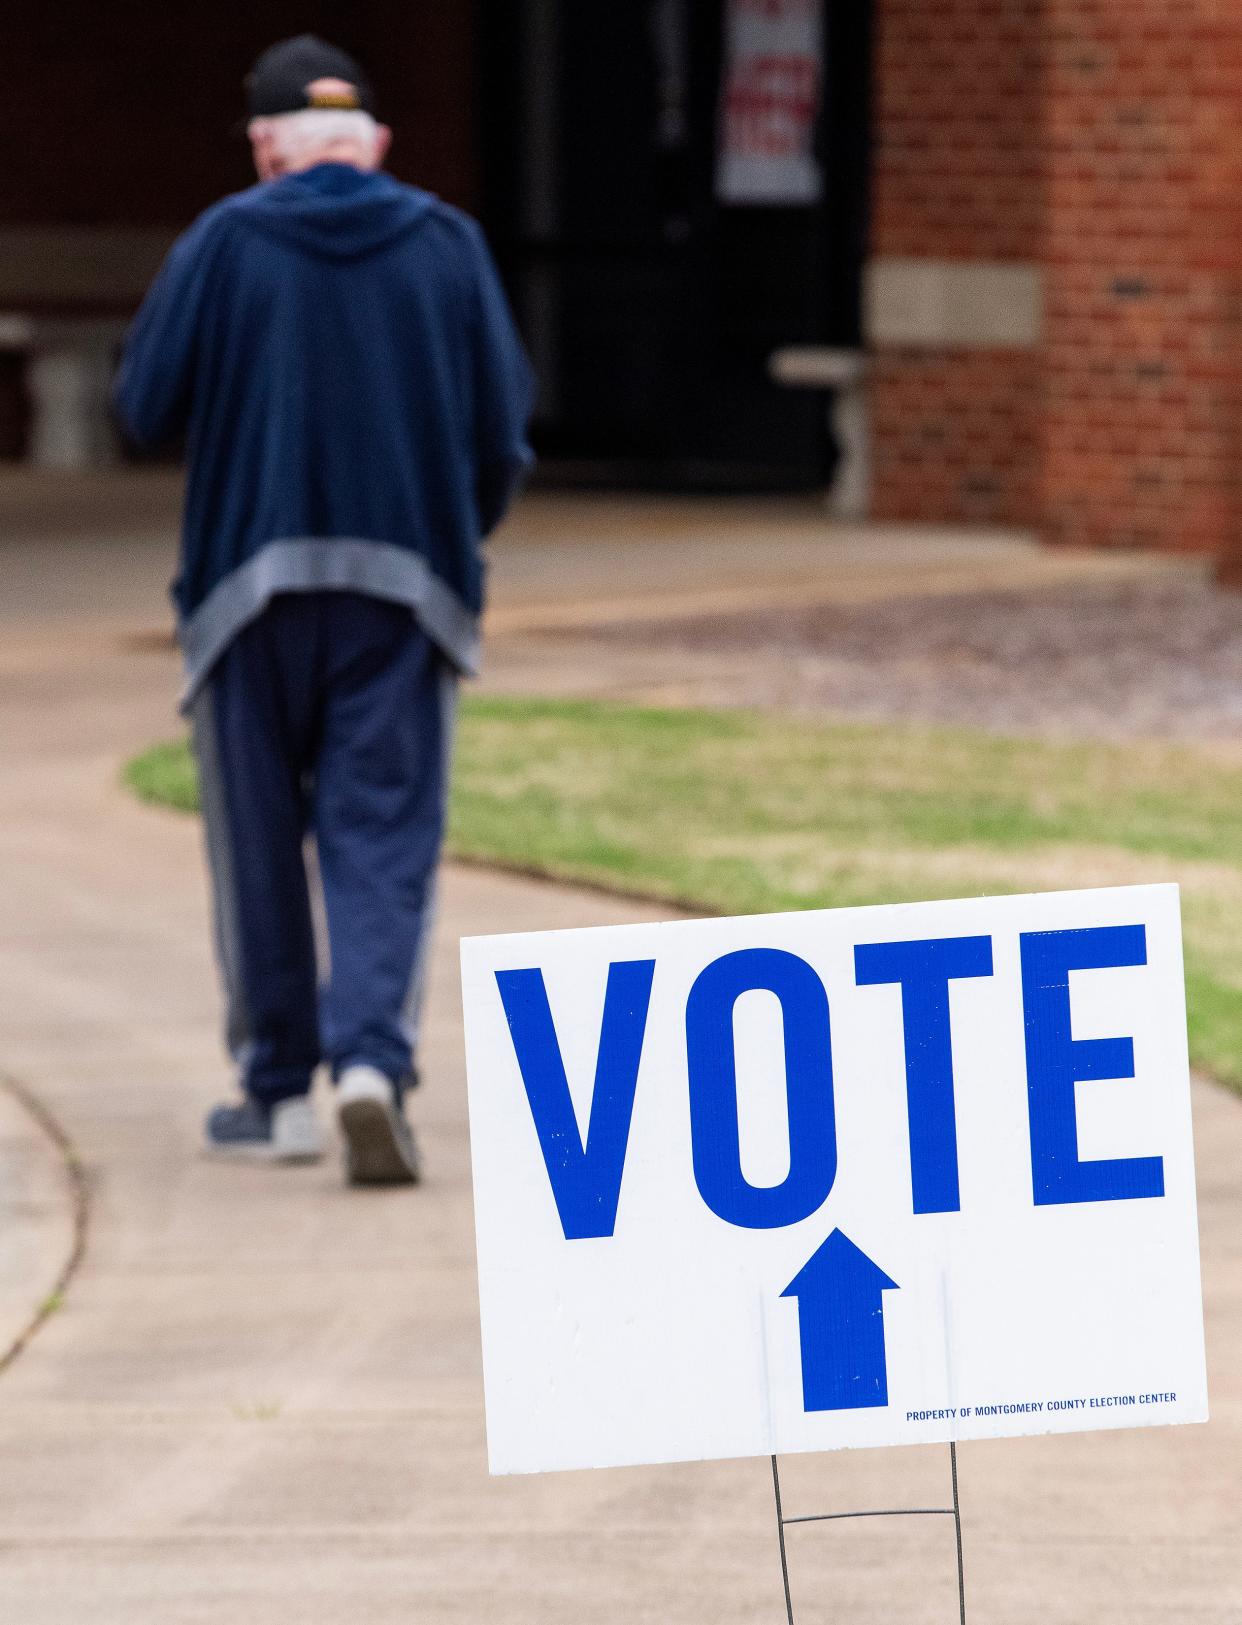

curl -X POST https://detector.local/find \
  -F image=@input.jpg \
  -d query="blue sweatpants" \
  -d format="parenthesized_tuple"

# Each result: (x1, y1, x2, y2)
(189, 592, 456, 1105)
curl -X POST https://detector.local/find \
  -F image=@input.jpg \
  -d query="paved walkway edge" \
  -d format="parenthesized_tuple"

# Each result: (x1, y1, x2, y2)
(0, 1074, 88, 1375)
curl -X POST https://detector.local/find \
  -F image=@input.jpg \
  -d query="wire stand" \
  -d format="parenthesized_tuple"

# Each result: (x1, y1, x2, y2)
(771, 1443, 967, 1624)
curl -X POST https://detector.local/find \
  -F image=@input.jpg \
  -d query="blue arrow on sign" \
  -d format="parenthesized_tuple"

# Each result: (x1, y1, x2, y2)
(781, 1230, 900, 1412)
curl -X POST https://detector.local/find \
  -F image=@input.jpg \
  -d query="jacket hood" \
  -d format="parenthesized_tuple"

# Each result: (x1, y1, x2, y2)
(231, 164, 437, 260)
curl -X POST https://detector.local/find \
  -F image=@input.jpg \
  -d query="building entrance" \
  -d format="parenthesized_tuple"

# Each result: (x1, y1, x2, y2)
(479, 0, 872, 492)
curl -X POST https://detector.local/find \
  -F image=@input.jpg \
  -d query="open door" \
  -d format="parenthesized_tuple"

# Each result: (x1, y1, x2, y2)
(479, 0, 872, 491)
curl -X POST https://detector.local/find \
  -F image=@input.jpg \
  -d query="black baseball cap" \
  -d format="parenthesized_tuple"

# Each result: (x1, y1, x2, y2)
(245, 35, 376, 119)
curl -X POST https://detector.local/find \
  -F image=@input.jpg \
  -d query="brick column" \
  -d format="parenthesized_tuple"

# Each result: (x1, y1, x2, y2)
(1042, 0, 1242, 554)
(1196, 2, 1242, 577)
(869, 0, 1044, 527)
(871, 0, 1242, 558)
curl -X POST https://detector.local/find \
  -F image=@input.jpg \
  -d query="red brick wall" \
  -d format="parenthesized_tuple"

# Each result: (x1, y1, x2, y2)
(1042, 0, 1242, 552)
(870, 0, 1042, 527)
(0, 1, 478, 231)
(871, 349, 1038, 525)
(871, 0, 1242, 555)
(871, 0, 1043, 262)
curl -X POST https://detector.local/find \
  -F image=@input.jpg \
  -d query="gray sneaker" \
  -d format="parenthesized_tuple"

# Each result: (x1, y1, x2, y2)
(204, 1095, 324, 1164)
(337, 1065, 421, 1186)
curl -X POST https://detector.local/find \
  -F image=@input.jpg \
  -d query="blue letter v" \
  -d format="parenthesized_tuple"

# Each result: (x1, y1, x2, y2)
(495, 960, 656, 1240)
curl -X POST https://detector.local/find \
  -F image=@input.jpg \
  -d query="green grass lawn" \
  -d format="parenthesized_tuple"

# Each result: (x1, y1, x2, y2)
(126, 694, 1242, 1093)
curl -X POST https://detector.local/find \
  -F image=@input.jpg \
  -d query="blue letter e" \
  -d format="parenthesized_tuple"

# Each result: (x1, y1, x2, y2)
(1020, 925, 1164, 1207)
(496, 960, 656, 1240)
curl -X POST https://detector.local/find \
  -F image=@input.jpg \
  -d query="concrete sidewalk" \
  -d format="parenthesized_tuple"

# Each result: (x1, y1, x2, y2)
(0, 492, 1237, 1622)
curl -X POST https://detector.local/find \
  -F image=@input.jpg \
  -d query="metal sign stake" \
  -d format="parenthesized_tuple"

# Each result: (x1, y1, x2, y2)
(771, 1444, 967, 1623)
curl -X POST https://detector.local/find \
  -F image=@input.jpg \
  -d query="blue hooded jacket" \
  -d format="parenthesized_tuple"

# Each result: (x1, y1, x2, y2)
(114, 163, 536, 708)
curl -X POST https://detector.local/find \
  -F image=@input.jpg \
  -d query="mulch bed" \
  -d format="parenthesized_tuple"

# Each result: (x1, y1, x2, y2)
(590, 575, 1242, 741)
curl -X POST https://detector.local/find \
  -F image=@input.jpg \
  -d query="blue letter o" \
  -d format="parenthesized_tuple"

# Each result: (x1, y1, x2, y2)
(686, 949, 837, 1229)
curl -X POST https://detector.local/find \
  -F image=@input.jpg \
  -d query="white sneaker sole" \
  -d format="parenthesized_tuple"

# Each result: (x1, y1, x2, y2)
(338, 1076, 420, 1187)
(272, 1099, 324, 1164)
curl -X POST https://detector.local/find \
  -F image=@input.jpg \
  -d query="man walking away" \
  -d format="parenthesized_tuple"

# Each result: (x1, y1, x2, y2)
(114, 36, 535, 1185)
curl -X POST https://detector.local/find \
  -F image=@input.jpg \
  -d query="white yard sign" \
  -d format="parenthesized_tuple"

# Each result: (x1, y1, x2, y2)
(461, 884, 1208, 1476)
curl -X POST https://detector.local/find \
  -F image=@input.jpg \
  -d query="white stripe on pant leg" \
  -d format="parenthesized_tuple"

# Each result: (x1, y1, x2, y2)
(398, 660, 460, 1061)
(304, 832, 332, 991)
(190, 684, 255, 1070)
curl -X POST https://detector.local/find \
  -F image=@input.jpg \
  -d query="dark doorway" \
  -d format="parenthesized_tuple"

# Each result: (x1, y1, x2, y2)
(479, 0, 873, 491)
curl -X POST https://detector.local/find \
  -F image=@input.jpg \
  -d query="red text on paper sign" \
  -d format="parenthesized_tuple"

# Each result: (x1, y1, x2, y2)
(723, 55, 820, 160)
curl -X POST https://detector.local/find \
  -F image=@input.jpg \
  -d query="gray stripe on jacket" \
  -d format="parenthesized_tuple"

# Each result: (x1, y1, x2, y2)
(177, 537, 482, 712)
